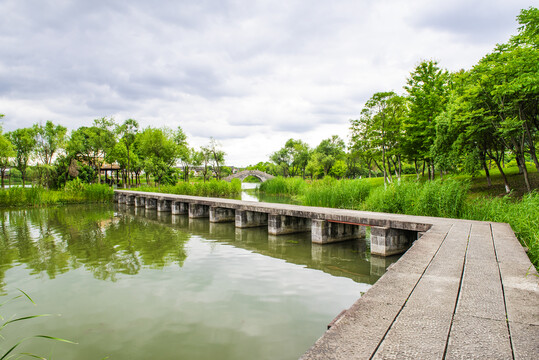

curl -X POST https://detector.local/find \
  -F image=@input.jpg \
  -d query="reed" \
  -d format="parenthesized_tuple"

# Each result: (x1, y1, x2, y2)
(137, 179, 242, 198)
(301, 178, 371, 209)
(258, 177, 307, 196)
(0, 181, 114, 208)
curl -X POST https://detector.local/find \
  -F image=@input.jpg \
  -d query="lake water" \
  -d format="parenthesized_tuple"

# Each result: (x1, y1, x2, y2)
(0, 187, 399, 359)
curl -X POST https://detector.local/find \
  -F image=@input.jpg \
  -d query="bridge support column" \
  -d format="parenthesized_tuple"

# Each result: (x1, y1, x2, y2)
(268, 214, 311, 235)
(135, 196, 146, 207)
(126, 195, 135, 206)
(157, 199, 171, 212)
(189, 203, 209, 218)
(210, 207, 235, 223)
(145, 198, 157, 210)
(311, 220, 366, 244)
(235, 210, 268, 228)
(370, 226, 416, 256)
(172, 201, 188, 215)
(118, 194, 126, 204)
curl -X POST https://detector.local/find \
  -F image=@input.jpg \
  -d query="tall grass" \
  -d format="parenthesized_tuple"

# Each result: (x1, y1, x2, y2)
(463, 192, 539, 268)
(361, 179, 470, 218)
(258, 176, 307, 196)
(302, 178, 371, 209)
(0, 180, 113, 208)
(136, 179, 242, 198)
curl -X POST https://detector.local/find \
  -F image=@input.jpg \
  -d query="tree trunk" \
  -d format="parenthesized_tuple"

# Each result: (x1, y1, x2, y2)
(488, 154, 511, 194)
(519, 153, 531, 192)
(386, 157, 393, 183)
(1, 169, 4, 188)
(481, 150, 491, 187)
(515, 156, 524, 174)
(521, 107, 539, 172)
(482, 160, 491, 187)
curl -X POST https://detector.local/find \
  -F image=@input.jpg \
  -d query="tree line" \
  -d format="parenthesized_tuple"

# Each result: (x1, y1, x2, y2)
(0, 115, 227, 189)
(260, 7, 538, 193)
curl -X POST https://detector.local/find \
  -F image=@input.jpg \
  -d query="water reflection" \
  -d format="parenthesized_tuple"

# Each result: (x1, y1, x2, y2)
(0, 203, 400, 360)
(121, 204, 398, 285)
(0, 205, 189, 293)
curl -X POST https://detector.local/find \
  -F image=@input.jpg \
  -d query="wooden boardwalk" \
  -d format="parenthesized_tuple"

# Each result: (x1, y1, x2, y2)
(114, 191, 538, 359)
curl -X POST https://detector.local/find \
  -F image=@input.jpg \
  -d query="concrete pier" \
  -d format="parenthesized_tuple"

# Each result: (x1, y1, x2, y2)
(135, 196, 146, 207)
(126, 195, 135, 206)
(370, 226, 417, 256)
(210, 206, 236, 223)
(157, 199, 171, 212)
(312, 220, 366, 244)
(172, 201, 188, 215)
(145, 198, 157, 210)
(189, 203, 209, 218)
(235, 210, 268, 228)
(268, 214, 311, 235)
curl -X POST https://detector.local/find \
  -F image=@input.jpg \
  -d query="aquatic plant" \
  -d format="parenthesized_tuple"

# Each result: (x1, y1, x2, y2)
(1, 289, 75, 359)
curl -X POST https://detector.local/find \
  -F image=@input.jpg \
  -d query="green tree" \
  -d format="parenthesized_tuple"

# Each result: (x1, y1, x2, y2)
(116, 119, 139, 188)
(0, 133, 14, 188)
(33, 121, 67, 188)
(137, 127, 179, 186)
(207, 138, 225, 180)
(7, 128, 36, 187)
(270, 147, 292, 177)
(314, 135, 346, 176)
(404, 60, 449, 180)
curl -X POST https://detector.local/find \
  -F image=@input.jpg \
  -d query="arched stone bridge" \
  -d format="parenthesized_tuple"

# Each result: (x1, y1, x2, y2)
(223, 170, 275, 182)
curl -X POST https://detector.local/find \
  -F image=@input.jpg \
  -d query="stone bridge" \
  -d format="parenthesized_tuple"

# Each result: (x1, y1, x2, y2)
(223, 169, 275, 182)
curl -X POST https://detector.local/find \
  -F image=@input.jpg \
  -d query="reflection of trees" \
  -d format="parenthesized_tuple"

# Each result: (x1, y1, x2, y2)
(0, 205, 190, 291)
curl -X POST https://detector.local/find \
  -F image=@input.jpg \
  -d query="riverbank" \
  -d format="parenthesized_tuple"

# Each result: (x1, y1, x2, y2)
(259, 176, 539, 269)
(0, 179, 242, 208)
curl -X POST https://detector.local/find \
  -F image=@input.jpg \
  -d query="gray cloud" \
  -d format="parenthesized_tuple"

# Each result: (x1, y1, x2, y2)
(410, 0, 531, 44)
(0, 0, 531, 165)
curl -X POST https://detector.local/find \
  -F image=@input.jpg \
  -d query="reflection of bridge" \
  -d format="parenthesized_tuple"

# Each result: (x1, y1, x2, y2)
(223, 170, 274, 182)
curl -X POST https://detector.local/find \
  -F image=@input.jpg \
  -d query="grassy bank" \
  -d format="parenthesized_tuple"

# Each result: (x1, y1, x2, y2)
(0, 181, 113, 207)
(135, 179, 242, 198)
(259, 175, 538, 268)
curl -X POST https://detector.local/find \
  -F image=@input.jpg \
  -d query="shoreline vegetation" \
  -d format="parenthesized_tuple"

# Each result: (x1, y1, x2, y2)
(0, 178, 243, 208)
(258, 174, 539, 269)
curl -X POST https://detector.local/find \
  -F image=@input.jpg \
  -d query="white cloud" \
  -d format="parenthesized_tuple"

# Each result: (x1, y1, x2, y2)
(0, 0, 532, 166)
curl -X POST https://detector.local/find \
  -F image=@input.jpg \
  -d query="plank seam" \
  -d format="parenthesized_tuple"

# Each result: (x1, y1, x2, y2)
(491, 223, 516, 360)
(369, 224, 453, 360)
(441, 223, 471, 360)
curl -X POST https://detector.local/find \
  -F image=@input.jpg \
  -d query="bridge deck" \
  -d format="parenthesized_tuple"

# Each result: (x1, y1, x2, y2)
(301, 221, 538, 360)
(114, 191, 538, 359)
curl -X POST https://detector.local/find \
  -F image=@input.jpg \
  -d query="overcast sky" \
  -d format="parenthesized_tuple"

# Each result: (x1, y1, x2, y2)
(0, 0, 532, 166)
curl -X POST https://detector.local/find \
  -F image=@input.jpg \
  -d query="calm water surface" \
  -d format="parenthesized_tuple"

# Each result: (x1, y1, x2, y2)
(0, 187, 398, 359)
